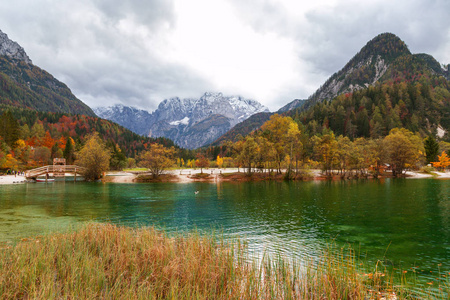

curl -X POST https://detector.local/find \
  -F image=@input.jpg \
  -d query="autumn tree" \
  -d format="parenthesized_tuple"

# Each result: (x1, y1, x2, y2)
(431, 151, 450, 171)
(33, 147, 52, 166)
(260, 114, 299, 174)
(255, 136, 276, 172)
(238, 137, 259, 175)
(352, 137, 372, 176)
(195, 153, 209, 174)
(226, 139, 244, 172)
(365, 138, 386, 178)
(312, 130, 338, 176)
(335, 135, 353, 176)
(14, 139, 32, 168)
(1, 154, 18, 170)
(286, 121, 302, 175)
(139, 143, 175, 178)
(216, 155, 224, 169)
(383, 128, 424, 176)
(76, 133, 111, 181)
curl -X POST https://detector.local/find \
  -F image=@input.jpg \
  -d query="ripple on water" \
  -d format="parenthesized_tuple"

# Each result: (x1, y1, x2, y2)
(0, 180, 449, 293)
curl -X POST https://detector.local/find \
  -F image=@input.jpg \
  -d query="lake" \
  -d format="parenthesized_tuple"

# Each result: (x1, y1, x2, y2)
(1, 178, 449, 288)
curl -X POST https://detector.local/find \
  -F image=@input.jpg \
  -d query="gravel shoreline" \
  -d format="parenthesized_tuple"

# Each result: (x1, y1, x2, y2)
(1, 169, 449, 185)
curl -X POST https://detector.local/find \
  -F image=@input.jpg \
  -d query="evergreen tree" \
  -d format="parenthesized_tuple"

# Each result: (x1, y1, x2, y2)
(63, 137, 75, 164)
(109, 142, 127, 171)
(423, 135, 439, 164)
(51, 142, 60, 159)
(0, 111, 19, 148)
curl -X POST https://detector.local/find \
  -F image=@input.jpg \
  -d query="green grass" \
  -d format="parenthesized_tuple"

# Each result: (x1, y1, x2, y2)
(419, 166, 438, 176)
(0, 223, 447, 299)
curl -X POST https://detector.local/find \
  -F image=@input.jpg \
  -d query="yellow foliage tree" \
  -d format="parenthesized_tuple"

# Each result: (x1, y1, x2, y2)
(260, 114, 300, 173)
(216, 155, 224, 169)
(1, 154, 19, 170)
(383, 128, 424, 177)
(187, 159, 194, 168)
(14, 139, 32, 168)
(76, 133, 111, 181)
(139, 144, 175, 178)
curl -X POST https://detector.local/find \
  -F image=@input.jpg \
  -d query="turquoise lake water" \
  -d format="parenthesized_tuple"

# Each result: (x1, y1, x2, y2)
(0, 178, 449, 290)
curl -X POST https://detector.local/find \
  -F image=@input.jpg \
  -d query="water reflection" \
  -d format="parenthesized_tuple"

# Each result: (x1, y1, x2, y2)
(0, 179, 448, 279)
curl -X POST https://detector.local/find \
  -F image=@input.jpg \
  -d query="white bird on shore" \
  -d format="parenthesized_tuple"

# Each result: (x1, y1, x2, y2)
(195, 191, 199, 195)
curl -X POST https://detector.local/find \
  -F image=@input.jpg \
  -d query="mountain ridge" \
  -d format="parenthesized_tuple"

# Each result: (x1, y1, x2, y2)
(95, 92, 269, 149)
(0, 29, 95, 117)
(283, 33, 448, 112)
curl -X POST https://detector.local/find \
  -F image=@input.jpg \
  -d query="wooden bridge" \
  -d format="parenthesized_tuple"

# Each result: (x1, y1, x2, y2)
(26, 165, 86, 181)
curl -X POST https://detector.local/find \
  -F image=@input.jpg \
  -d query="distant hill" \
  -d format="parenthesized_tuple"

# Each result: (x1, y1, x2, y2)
(210, 112, 273, 146)
(0, 29, 95, 117)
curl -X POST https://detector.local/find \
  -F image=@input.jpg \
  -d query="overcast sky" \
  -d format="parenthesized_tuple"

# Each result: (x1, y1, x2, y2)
(0, 0, 449, 112)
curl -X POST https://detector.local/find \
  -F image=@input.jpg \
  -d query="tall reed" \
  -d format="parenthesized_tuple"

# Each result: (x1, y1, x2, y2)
(0, 223, 447, 299)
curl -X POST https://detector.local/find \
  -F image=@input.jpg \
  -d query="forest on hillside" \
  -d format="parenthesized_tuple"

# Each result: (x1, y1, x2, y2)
(0, 106, 175, 171)
(289, 76, 450, 140)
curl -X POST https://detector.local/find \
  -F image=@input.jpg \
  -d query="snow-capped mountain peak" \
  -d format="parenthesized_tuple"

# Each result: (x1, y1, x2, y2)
(95, 92, 269, 149)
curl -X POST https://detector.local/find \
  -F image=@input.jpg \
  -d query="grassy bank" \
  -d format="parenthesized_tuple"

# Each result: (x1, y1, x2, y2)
(0, 224, 447, 299)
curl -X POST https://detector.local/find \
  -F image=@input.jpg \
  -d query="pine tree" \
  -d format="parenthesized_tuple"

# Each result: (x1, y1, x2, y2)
(423, 135, 439, 164)
(0, 111, 19, 148)
(63, 137, 75, 164)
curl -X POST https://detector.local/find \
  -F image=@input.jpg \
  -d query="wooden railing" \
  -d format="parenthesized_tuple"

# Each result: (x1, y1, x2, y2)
(26, 165, 86, 179)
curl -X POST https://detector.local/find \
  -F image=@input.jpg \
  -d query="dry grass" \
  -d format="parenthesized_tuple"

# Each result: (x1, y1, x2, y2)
(134, 174, 179, 182)
(0, 223, 447, 299)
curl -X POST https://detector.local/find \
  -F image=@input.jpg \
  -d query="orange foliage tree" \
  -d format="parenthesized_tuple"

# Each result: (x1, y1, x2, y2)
(431, 151, 450, 171)
(195, 154, 209, 174)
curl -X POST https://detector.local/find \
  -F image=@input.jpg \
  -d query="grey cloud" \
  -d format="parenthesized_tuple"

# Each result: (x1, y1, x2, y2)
(93, 0, 175, 27)
(227, 0, 292, 35)
(301, 0, 450, 75)
(0, 0, 448, 113)
(228, 0, 450, 95)
(0, 0, 213, 111)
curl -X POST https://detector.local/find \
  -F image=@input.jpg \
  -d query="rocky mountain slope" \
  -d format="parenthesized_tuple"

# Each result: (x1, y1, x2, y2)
(277, 99, 307, 113)
(284, 33, 449, 112)
(0, 29, 95, 116)
(93, 105, 153, 136)
(95, 92, 269, 149)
